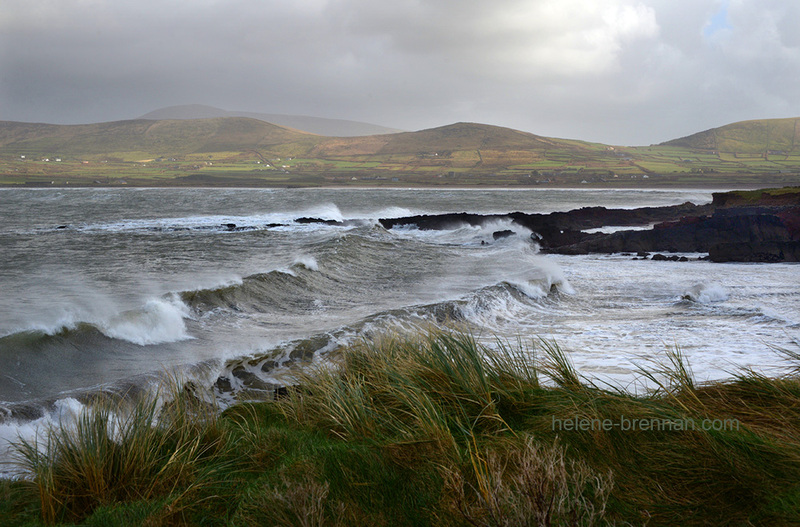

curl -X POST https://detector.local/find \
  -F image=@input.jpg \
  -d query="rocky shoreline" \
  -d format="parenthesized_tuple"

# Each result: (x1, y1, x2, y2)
(378, 187, 800, 262)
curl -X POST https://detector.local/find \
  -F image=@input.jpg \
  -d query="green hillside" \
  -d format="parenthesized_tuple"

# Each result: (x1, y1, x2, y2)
(662, 117, 800, 154)
(0, 118, 312, 156)
(1, 116, 799, 188)
(346, 122, 559, 154)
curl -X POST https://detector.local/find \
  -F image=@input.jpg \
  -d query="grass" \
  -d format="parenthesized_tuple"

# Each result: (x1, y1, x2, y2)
(2, 330, 800, 525)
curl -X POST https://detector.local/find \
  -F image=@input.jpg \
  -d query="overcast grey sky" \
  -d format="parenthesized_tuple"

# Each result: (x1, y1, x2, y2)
(2, 0, 798, 145)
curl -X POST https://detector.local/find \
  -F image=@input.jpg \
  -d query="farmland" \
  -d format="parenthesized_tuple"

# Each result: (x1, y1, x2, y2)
(2, 117, 799, 187)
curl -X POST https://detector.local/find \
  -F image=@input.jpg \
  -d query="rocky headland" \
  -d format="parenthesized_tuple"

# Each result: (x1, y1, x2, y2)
(377, 187, 800, 262)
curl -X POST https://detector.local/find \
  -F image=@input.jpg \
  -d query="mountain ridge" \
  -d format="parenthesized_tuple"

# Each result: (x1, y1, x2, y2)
(2, 115, 799, 188)
(139, 104, 404, 137)
(0, 117, 312, 155)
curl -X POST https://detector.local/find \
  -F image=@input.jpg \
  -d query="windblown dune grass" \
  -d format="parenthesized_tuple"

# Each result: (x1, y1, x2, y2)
(2, 330, 800, 525)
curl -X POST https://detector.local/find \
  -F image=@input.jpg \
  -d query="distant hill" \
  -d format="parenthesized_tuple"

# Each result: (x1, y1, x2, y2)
(308, 122, 564, 157)
(2, 115, 799, 189)
(0, 118, 312, 155)
(384, 122, 560, 152)
(0, 119, 585, 159)
(662, 117, 800, 154)
(139, 105, 404, 137)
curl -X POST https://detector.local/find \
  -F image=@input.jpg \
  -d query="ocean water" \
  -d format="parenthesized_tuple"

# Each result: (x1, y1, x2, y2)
(1, 187, 798, 471)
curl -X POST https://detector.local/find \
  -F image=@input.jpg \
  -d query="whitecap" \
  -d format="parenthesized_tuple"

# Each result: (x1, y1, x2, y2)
(99, 296, 192, 346)
(292, 256, 319, 272)
(682, 283, 729, 303)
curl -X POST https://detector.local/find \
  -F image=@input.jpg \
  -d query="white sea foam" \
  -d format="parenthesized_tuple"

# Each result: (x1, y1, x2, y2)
(358, 206, 417, 220)
(582, 224, 655, 234)
(5, 296, 116, 338)
(99, 296, 192, 346)
(25, 316, 81, 337)
(296, 203, 344, 222)
(60, 204, 347, 235)
(0, 397, 87, 478)
(390, 217, 536, 248)
(292, 256, 319, 272)
(682, 283, 730, 303)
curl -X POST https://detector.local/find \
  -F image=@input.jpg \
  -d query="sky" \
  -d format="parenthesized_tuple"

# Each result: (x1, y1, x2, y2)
(1, 0, 799, 145)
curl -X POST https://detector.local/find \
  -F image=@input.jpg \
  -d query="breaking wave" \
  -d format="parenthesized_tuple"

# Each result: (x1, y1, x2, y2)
(98, 296, 192, 346)
(682, 283, 730, 303)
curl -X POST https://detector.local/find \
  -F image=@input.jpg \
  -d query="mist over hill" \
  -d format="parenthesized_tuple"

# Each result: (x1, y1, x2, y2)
(139, 105, 403, 137)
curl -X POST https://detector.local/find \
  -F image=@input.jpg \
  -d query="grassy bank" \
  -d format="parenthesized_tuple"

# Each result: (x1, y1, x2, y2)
(2, 331, 800, 526)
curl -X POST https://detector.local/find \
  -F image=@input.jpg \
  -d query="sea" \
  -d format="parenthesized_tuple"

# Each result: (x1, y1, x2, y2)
(1, 187, 798, 473)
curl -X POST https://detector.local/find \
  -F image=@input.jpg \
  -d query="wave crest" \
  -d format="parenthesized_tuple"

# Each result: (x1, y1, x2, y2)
(682, 283, 729, 303)
(99, 297, 192, 345)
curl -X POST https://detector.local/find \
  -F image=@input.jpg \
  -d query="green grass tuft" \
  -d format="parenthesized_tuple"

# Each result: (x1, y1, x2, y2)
(2, 329, 800, 525)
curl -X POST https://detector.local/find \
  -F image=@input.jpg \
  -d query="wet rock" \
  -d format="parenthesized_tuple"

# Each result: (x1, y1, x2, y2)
(379, 212, 489, 230)
(379, 188, 800, 262)
(232, 367, 272, 391)
(214, 376, 233, 393)
(492, 229, 516, 240)
(260, 360, 279, 372)
(295, 217, 343, 226)
(554, 208, 799, 262)
(432, 303, 464, 324)
(289, 335, 331, 361)
(6, 402, 47, 421)
(709, 241, 800, 263)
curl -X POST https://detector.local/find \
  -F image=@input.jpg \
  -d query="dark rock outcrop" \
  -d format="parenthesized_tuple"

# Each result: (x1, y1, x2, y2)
(380, 212, 493, 230)
(377, 187, 800, 262)
(554, 207, 800, 261)
(378, 203, 713, 251)
(295, 217, 344, 226)
(709, 242, 800, 263)
(492, 229, 516, 240)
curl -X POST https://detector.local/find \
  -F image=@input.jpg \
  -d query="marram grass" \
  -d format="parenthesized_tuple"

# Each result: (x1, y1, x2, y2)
(2, 330, 800, 526)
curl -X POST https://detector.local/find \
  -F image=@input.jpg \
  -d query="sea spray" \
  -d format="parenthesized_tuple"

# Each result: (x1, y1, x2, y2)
(682, 283, 730, 303)
(99, 296, 193, 346)
(0, 397, 86, 478)
(292, 256, 319, 272)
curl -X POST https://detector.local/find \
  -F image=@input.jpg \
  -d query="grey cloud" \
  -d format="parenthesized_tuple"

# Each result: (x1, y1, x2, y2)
(1, 0, 798, 144)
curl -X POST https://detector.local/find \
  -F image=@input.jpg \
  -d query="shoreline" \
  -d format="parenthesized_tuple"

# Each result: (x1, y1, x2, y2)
(0, 183, 755, 191)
